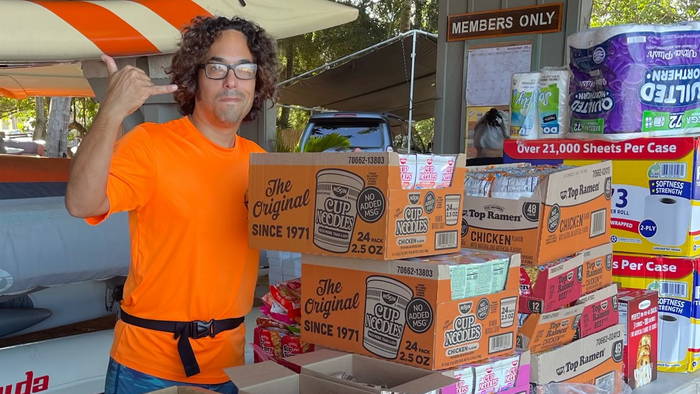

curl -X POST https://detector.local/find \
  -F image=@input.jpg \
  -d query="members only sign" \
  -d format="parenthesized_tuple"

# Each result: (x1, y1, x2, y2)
(448, 3, 562, 41)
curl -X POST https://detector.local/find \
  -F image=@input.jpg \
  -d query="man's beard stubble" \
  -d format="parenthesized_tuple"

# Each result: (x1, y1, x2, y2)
(215, 90, 251, 124)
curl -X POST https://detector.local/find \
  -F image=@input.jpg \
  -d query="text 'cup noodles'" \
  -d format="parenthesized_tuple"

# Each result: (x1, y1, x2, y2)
(313, 169, 365, 253)
(363, 276, 414, 358)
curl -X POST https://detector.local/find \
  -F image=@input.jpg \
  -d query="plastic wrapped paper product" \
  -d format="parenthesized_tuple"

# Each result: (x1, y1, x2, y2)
(537, 68, 571, 138)
(511, 72, 541, 139)
(568, 22, 700, 139)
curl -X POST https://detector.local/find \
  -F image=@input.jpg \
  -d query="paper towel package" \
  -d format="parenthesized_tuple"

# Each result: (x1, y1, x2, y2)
(510, 72, 540, 139)
(568, 23, 700, 139)
(537, 68, 570, 138)
(618, 288, 658, 389)
(504, 137, 700, 257)
(613, 253, 700, 372)
(461, 161, 612, 266)
(530, 325, 625, 393)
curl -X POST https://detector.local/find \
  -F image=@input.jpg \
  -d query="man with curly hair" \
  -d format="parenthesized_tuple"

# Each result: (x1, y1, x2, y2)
(66, 16, 278, 393)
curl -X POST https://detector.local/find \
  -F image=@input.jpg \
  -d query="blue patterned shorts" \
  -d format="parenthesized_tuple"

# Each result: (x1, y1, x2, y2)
(104, 358, 238, 394)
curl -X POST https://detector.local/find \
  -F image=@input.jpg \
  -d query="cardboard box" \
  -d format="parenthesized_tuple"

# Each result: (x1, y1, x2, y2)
(579, 243, 614, 295)
(618, 288, 658, 389)
(519, 254, 584, 314)
(517, 303, 582, 353)
(504, 137, 700, 257)
(226, 351, 458, 394)
(441, 351, 530, 394)
(613, 253, 700, 372)
(300, 252, 521, 370)
(575, 284, 619, 339)
(248, 152, 466, 260)
(518, 284, 618, 353)
(530, 324, 624, 391)
(461, 161, 612, 266)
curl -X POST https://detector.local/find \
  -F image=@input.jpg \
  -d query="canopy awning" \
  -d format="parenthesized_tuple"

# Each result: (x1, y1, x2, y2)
(0, 63, 94, 99)
(1, 0, 359, 62)
(278, 30, 438, 121)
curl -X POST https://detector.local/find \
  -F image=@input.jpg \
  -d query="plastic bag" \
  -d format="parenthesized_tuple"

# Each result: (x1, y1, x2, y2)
(534, 371, 632, 394)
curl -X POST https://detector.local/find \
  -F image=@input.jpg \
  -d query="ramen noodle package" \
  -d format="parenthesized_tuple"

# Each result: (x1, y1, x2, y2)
(519, 254, 584, 314)
(434, 155, 458, 189)
(416, 154, 438, 189)
(399, 154, 418, 189)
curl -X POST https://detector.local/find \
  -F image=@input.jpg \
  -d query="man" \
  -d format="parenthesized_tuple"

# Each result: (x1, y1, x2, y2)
(66, 16, 278, 393)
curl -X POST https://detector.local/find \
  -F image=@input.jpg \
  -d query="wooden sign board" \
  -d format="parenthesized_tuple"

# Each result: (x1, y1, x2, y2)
(448, 3, 563, 41)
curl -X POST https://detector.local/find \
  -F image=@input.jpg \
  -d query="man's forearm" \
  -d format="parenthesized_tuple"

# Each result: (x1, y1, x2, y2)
(65, 110, 123, 218)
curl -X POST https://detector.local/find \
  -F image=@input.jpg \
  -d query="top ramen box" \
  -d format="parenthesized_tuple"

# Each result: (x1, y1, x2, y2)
(531, 324, 625, 393)
(248, 152, 466, 260)
(461, 161, 612, 266)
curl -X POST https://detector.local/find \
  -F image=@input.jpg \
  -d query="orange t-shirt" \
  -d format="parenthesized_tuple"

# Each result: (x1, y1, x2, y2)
(87, 117, 264, 383)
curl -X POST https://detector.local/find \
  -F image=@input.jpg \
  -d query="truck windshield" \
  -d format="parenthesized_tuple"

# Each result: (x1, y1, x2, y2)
(310, 121, 385, 150)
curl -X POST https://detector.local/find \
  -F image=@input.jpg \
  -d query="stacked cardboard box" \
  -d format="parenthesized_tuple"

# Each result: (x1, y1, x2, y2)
(460, 162, 623, 391)
(245, 152, 531, 393)
(503, 137, 695, 381)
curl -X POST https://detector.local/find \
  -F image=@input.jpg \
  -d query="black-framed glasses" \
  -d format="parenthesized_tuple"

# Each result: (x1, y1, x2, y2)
(201, 62, 257, 80)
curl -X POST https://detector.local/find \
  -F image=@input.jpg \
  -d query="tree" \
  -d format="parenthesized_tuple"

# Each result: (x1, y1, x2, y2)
(591, 0, 699, 26)
(33, 97, 48, 140)
(45, 97, 71, 157)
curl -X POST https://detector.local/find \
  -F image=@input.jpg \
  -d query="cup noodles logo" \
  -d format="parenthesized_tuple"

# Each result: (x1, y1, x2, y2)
(396, 206, 429, 236)
(478, 367, 499, 392)
(444, 302, 483, 352)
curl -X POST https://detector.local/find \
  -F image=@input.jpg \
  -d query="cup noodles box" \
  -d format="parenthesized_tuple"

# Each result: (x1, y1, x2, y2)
(530, 324, 624, 393)
(613, 253, 700, 372)
(519, 254, 584, 314)
(578, 243, 614, 295)
(461, 161, 612, 266)
(504, 137, 700, 257)
(300, 251, 521, 370)
(248, 152, 466, 260)
(441, 351, 530, 394)
(617, 288, 658, 389)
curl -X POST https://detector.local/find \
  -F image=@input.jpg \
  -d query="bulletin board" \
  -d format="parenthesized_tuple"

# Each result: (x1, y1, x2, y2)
(465, 41, 532, 107)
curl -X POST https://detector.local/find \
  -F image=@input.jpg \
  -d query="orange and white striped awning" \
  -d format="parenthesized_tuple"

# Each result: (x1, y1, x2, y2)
(1, 0, 359, 62)
(0, 63, 94, 99)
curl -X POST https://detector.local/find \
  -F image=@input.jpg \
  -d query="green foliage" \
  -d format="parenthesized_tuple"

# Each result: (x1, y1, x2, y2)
(591, 0, 699, 26)
(0, 97, 36, 130)
(301, 132, 351, 152)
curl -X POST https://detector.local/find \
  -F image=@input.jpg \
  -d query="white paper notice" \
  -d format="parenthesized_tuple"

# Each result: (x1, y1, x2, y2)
(466, 44, 532, 106)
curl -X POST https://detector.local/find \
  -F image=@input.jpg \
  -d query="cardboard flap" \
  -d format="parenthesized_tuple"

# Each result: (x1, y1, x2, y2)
(224, 361, 296, 389)
(390, 373, 458, 393)
(544, 161, 611, 206)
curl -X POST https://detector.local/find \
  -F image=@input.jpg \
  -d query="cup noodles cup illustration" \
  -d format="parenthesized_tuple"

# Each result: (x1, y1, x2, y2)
(399, 154, 417, 189)
(313, 169, 365, 253)
(363, 275, 414, 359)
